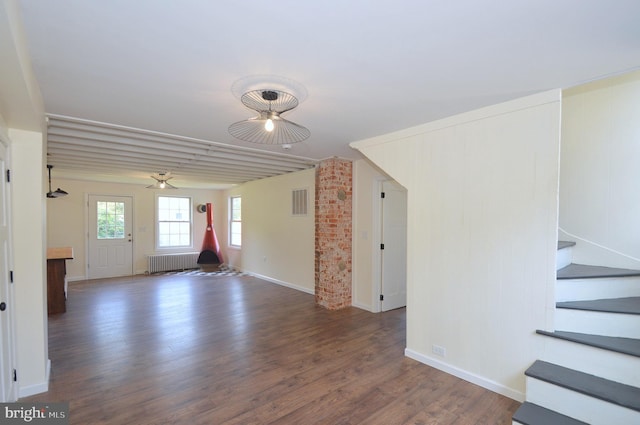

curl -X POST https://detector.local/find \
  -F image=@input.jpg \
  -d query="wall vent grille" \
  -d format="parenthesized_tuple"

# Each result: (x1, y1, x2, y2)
(292, 188, 308, 216)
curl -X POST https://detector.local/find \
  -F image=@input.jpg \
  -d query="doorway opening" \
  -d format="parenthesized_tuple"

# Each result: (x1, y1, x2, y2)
(379, 180, 407, 312)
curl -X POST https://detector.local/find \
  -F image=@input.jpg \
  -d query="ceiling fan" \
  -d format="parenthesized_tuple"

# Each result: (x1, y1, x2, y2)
(146, 172, 177, 189)
(228, 89, 310, 145)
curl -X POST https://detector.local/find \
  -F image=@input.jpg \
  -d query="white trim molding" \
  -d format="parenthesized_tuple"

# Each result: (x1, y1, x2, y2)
(405, 348, 525, 402)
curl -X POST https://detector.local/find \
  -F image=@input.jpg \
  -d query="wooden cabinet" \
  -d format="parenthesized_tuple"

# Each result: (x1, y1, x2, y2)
(47, 247, 73, 315)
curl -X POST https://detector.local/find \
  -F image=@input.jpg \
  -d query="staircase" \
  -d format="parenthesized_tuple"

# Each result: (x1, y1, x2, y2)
(512, 241, 640, 425)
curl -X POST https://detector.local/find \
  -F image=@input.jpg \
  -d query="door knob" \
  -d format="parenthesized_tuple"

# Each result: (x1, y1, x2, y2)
(0, 302, 6, 311)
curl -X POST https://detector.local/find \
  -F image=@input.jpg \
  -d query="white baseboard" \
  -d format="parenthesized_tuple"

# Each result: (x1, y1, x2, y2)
(351, 300, 375, 312)
(247, 271, 314, 295)
(67, 275, 86, 282)
(18, 359, 50, 399)
(68, 269, 164, 281)
(404, 348, 524, 402)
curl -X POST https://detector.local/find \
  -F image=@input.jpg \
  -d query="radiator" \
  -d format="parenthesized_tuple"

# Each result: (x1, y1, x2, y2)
(147, 252, 200, 273)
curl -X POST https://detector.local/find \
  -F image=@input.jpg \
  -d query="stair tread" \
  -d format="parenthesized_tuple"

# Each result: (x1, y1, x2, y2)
(512, 402, 588, 425)
(525, 360, 640, 412)
(558, 241, 576, 250)
(557, 296, 640, 315)
(557, 263, 640, 279)
(536, 330, 640, 357)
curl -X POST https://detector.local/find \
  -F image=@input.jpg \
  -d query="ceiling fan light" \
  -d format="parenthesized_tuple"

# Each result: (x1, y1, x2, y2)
(265, 118, 274, 132)
(146, 172, 178, 189)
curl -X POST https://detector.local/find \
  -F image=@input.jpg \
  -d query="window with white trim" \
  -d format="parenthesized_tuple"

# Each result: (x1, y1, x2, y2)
(230, 196, 242, 247)
(157, 196, 192, 248)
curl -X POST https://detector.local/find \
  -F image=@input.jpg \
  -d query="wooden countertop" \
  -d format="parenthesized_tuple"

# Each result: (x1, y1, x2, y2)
(47, 247, 74, 260)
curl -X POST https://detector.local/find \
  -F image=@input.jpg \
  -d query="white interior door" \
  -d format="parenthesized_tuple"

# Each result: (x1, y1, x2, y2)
(88, 195, 133, 279)
(0, 140, 16, 401)
(381, 180, 407, 311)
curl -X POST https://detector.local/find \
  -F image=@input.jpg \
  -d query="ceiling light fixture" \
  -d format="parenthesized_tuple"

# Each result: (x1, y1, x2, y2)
(146, 172, 177, 189)
(228, 89, 310, 145)
(46, 165, 69, 198)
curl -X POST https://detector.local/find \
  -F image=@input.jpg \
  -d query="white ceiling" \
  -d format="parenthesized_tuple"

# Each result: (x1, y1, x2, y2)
(17, 0, 640, 188)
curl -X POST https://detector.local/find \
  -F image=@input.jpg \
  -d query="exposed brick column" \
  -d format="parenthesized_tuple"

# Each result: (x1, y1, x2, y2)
(315, 157, 352, 310)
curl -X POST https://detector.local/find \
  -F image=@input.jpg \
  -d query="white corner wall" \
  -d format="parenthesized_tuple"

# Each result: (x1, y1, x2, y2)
(46, 178, 224, 279)
(351, 90, 561, 400)
(560, 70, 640, 269)
(223, 168, 315, 294)
(10, 129, 49, 398)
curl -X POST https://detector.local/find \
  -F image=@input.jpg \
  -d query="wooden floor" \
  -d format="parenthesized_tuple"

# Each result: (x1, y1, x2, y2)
(25, 274, 520, 424)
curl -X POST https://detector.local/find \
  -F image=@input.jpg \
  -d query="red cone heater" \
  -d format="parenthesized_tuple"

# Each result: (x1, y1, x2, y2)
(197, 203, 222, 269)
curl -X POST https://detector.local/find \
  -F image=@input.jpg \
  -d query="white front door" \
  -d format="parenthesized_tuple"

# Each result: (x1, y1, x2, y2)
(381, 180, 407, 311)
(88, 195, 133, 279)
(0, 140, 16, 401)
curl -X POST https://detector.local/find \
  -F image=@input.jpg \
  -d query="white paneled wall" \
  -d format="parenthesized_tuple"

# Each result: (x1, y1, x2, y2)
(351, 90, 561, 399)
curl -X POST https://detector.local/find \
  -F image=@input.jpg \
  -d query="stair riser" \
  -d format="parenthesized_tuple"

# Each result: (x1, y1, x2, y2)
(511, 414, 584, 425)
(513, 416, 584, 425)
(542, 337, 640, 387)
(555, 309, 640, 338)
(526, 378, 640, 425)
(557, 248, 573, 271)
(556, 277, 640, 302)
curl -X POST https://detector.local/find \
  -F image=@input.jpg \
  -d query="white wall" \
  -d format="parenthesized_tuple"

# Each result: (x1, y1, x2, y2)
(223, 169, 315, 294)
(351, 90, 561, 400)
(10, 129, 48, 398)
(560, 70, 640, 269)
(46, 178, 224, 279)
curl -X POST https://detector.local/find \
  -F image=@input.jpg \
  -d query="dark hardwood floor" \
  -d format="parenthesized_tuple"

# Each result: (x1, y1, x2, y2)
(25, 274, 520, 424)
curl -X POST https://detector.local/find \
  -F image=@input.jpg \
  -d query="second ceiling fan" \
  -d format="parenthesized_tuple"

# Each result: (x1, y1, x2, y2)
(146, 172, 177, 189)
